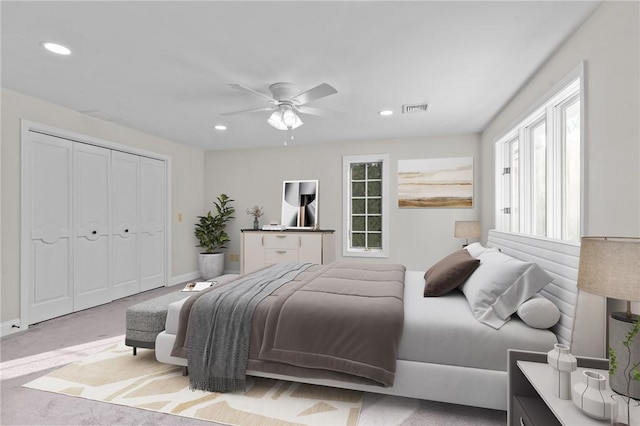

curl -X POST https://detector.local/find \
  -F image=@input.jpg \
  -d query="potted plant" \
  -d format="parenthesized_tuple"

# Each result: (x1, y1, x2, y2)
(194, 193, 235, 279)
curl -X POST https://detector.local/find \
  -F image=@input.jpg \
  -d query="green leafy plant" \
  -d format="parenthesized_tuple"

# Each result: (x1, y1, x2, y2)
(609, 315, 640, 424)
(194, 194, 235, 254)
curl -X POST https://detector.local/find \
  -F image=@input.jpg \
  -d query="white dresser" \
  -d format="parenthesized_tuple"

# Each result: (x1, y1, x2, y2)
(241, 230, 335, 274)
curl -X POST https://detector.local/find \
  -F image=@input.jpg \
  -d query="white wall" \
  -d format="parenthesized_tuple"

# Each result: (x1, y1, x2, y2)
(479, 1, 640, 316)
(204, 134, 481, 273)
(480, 1, 639, 238)
(0, 88, 205, 323)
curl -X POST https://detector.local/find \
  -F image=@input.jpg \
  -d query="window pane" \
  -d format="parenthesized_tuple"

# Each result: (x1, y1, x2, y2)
(510, 140, 520, 233)
(368, 233, 382, 248)
(351, 164, 365, 180)
(352, 216, 365, 232)
(532, 121, 547, 237)
(367, 215, 381, 231)
(352, 199, 365, 214)
(563, 99, 581, 241)
(367, 181, 381, 197)
(367, 163, 381, 179)
(352, 233, 365, 248)
(367, 198, 381, 214)
(352, 181, 365, 197)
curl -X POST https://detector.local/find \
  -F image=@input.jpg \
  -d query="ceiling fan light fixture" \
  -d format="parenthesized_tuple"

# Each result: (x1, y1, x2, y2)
(267, 111, 288, 130)
(268, 109, 303, 130)
(282, 108, 297, 126)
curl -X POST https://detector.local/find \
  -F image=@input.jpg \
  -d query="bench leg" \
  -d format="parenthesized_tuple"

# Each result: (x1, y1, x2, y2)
(183, 366, 188, 376)
(133, 347, 137, 356)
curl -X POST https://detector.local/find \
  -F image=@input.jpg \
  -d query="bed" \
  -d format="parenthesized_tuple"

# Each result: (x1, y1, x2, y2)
(154, 230, 605, 410)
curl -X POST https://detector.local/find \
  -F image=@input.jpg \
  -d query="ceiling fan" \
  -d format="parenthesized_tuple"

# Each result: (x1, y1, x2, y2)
(222, 82, 338, 131)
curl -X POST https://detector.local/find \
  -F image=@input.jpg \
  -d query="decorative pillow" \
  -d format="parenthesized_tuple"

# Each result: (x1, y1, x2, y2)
(424, 249, 481, 297)
(459, 250, 553, 329)
(517, 294, 561, 329)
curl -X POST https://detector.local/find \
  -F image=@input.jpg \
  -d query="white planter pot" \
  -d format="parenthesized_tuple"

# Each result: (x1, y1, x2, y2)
(198, 253, 224, 280)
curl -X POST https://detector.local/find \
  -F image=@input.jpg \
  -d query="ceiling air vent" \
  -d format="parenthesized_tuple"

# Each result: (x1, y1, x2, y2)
(402, 103, 429, 114)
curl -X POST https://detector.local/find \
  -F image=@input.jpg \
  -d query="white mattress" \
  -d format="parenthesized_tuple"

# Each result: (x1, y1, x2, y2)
(397, 271, 558, 371)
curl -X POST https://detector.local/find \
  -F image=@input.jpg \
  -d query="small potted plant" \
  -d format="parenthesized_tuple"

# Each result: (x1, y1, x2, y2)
(194, 193, 235, 279)
(246, 205, 264, 230)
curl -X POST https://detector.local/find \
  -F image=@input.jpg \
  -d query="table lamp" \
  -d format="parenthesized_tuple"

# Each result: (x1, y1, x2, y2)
(454, 221, 481, 247)
(576, 236, 640, 398)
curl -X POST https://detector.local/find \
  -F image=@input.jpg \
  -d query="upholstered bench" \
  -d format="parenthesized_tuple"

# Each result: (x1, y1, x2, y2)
(124, 274, 239, 355)
(125, 290, 190, 355)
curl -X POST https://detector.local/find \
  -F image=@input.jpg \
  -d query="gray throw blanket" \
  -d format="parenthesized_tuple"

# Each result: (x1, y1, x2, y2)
(187, 262, 312, 393)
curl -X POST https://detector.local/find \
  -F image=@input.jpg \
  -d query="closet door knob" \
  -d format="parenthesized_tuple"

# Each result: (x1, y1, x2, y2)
(124, 229, 129, 233)
(92, 230, 97, 235)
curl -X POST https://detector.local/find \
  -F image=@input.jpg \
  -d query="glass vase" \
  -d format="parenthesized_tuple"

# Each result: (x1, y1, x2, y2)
(253, 217, 259, 230)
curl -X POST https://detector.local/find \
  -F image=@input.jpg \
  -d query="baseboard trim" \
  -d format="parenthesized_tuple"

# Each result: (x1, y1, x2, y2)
(170, 271, 200, 286)
(1, 319, 25, 337)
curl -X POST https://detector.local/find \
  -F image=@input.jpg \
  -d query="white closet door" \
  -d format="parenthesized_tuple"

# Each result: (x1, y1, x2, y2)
(111, 151, 140, 299)
(27, 132, 74, 324)
(74, 143, 111, 310)
(140, 157, 166, 291)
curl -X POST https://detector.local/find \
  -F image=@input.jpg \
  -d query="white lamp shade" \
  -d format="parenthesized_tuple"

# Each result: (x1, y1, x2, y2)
(454, 221, 481, 239)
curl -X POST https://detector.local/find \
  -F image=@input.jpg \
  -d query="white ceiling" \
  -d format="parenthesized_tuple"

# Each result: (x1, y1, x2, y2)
(1, 1, 599, 151)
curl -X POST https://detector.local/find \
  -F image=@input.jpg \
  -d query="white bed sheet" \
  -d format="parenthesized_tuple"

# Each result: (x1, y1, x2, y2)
(398, 271, 558, 371)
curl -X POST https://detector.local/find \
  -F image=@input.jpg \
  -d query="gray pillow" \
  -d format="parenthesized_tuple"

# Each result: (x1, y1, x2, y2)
(459, 249, 553, 329)
(424, 249, 481, 297)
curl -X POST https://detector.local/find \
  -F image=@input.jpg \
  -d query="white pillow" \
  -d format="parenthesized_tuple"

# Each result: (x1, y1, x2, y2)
(517, 294, 561, 329)
(464, 242, 495, 258)
(459, 250, 553, 329)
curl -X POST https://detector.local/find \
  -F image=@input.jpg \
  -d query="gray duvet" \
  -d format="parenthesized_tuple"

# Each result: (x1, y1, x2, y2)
(173, 262, 406, 390)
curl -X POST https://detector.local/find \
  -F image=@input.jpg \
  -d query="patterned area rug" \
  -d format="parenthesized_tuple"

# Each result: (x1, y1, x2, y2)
(23, 342, 362, 426)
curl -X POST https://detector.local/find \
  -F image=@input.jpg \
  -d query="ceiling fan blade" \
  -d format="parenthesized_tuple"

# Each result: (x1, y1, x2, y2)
(228, 84, 275, 102)
(290, 83, 337, 105)
(294, 105, 331, 116)
(220, 106, 275, 116)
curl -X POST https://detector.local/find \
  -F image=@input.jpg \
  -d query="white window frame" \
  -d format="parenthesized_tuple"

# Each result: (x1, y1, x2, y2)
(494, 62, 584, 242)
(342, 154, 389, 258)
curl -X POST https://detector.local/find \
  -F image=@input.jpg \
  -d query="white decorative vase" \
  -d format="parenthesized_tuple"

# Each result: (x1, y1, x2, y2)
(571, 370, 615, 420)
(547, 343, 577, 399)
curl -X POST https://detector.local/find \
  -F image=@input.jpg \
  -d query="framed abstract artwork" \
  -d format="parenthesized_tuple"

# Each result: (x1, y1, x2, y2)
(281, 180, 318, 228)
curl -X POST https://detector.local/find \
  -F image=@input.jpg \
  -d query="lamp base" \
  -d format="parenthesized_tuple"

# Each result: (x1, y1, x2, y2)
(610, 313, 640, 399)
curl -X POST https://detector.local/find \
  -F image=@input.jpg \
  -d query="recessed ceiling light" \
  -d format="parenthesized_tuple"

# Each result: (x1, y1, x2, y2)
(379, 110, 393, 116)
(41, 42, 71, 55)
(214, 125, 227, 131)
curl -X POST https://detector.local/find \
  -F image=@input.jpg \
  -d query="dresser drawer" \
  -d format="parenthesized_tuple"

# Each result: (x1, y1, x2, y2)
(265, 234, 299, 249)
(265, 249, 299, 264)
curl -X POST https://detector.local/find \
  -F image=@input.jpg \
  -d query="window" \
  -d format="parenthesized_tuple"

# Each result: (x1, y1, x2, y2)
(343, 154, 389, 257)
(495, 65, 582, 242)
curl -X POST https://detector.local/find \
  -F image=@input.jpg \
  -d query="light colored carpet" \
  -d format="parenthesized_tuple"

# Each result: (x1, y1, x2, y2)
(24, 341, 362, 426)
